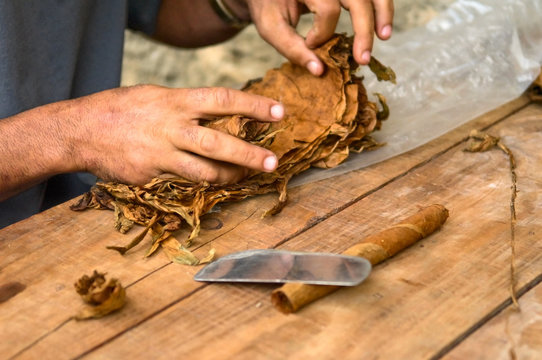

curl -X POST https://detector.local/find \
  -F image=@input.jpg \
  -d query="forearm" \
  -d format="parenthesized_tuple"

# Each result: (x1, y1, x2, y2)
(0, 101, 80, 201)
(153, 0, 250, 47)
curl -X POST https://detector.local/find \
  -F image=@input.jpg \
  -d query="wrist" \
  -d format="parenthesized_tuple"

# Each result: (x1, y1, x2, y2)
(40, 100, 84, 175)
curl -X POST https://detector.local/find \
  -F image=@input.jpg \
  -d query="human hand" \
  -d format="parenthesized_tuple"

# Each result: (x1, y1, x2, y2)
(244, 0, 394, 74)
(71, 85, 283, 185)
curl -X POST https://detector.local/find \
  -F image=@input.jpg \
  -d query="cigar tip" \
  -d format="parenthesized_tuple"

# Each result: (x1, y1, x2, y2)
(431, 204, 449, 220)
(271, 289, 295, 314)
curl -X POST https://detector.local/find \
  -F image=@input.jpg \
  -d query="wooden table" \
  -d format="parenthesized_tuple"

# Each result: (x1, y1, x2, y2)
(1, 95, 541, 360)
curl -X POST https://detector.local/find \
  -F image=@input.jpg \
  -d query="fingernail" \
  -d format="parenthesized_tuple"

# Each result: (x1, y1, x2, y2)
(381, 25, 392, 39)
(361, 51, 371, 64)
(263, 155, 277, 171)
(307, 60, 321, 75)
(270, 104, 284, 120)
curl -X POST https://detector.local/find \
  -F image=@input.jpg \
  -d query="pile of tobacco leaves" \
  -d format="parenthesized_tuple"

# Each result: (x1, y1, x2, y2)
(71, 34, 394, 264)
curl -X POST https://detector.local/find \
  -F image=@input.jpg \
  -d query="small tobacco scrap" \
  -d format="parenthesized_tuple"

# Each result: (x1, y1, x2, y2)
(71, 34, 393, 262)
(73, 270, 126, 320)
(464, 130, 522, 356)
(464, 130, 519, 308)
(368, 57, 397, 84)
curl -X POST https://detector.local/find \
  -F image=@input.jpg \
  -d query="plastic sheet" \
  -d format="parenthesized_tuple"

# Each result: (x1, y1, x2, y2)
(291, 0, 542, 187)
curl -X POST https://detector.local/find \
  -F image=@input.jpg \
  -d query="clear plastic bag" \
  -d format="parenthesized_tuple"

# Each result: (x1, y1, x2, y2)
(291, 0, 542, 187)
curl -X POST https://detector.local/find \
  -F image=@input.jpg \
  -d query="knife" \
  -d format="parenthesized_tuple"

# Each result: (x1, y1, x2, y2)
(194, 249, 371, 286)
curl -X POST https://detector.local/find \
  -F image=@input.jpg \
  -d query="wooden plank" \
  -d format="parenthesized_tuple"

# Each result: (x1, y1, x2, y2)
(78, 104, 542, 359)
(444, 280, 542, 360)
(0, 96, 531, 359)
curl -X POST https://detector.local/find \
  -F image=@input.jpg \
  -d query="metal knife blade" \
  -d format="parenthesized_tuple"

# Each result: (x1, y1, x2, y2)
(194, 249, 371, 286)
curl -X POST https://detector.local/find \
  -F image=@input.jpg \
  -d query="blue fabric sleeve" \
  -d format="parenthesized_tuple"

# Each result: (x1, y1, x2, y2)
(127, 0, 163, 35)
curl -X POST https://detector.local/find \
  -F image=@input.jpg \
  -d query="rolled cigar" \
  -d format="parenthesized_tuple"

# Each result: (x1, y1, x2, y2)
(271, 204, 449, 313)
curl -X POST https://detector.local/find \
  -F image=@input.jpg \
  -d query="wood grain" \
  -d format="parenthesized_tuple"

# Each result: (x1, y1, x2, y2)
(0, 96, 535, 359)
(80, 104, 542, 359)
(444, 281, 542, 360)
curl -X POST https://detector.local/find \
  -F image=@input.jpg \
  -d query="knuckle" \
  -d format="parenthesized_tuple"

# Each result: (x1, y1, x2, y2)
(256, 24, 272, 40)
(172, 156, 219, 183)
(319, 2, 340, 17)
(198, 131, 219, 154)
(171, 157, 193, 179)
(257, 15, 279, 39)
(239, 146, 258, 168)
(212, 87, 234, 109)
(200, 166, 220, 183)
(123, 155, 156, 185)
(279, 42, 308, 65)
(187, 88, 208, 106)
(221, 168, 244, 184)
(180, 126, 200, 149)
(250, 97, 267, 118)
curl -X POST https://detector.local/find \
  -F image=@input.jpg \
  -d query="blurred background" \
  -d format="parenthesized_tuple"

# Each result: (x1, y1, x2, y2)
(121, 0, 454, 89)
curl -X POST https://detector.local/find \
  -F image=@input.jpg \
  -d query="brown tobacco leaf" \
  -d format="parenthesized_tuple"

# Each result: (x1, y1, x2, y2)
(71, 34, 392, 262)
(464, 130, 519, 308)
(73, 270, 126, 320)
(369, 57, 397, 84)
(161, 237, 216, 265)
(464, 130, 500, 152)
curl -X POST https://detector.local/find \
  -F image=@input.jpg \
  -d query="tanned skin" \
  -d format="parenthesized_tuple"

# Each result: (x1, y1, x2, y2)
(0, 0, 393, 201)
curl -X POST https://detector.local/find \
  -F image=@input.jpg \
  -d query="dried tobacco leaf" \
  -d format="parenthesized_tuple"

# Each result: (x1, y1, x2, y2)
(73, 270, 126, 320)
(368, 57, 397, 84)
(161, 237, 216, 265)
(71, 34, 393, 262)
(464, 130, 500, 152)
(464, 130, 519, 308)
(106, 215, 158, 255)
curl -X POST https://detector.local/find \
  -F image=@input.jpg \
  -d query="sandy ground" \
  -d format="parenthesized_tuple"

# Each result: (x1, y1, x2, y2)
(121, 0, 454, 88)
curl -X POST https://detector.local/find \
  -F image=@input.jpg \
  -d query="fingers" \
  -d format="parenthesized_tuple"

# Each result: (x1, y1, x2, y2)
(253, 3, 325, 76)
(347, 0, 394, 65)
(304, 0, 341, 49)
(183, 87, 284, 122)
(173, 87, 280, 176)
(271, 22, 325, 75)
(86, 85, 284, 187)
(347, 0, 375, 65)
(373, 0, 394, 40)
(248, 0, 394, 71)
(170, 125, 278, 174)
(161, 151, 249, 184)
